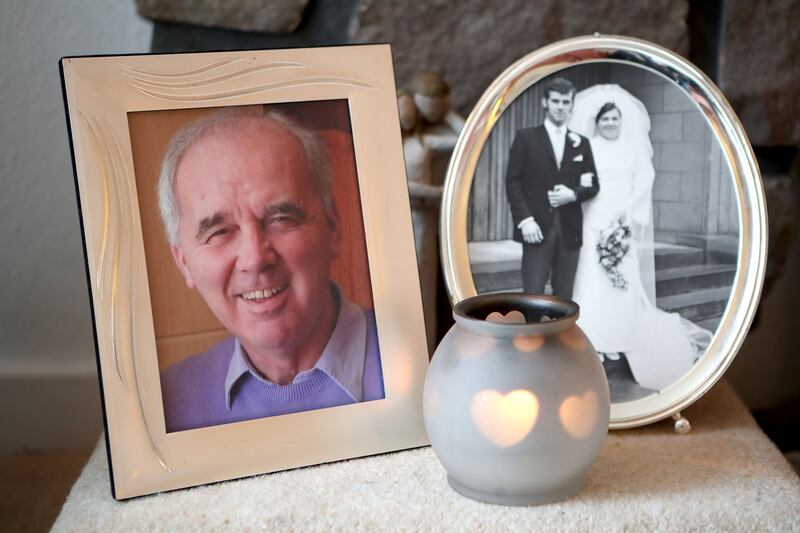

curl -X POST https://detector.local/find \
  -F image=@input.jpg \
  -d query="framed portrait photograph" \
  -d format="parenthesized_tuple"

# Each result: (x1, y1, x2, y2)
(440, 35, 767, 428)
(61, 45, 429, 499)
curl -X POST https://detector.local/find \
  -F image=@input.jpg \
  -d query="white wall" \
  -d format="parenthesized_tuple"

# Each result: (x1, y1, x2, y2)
(0, 0, 151, 451)
(0, 0, 151, 370)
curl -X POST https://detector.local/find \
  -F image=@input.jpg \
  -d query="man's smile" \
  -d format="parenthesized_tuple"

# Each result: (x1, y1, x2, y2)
(240, 283, 289, 302)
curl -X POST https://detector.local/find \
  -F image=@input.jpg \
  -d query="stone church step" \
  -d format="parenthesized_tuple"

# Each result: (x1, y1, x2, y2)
(468, 241, 734, 302)
(468, 240, 521, 274)
(473, 269, 522, 294)
(657, 286, 732, 322)
(655, 264, 737, 297)
(469, 240, 708, 273)
(654, 243, 705, 270)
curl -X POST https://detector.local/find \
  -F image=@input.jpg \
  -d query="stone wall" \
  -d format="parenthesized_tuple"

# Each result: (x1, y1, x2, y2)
(137, 0, 800, 148)
(136, 0, 800, 148)
(351, 0, 689, 117)
(136, 0, 308, 33)
(617, 66, 738, 237)
(719, 0, 800, 145)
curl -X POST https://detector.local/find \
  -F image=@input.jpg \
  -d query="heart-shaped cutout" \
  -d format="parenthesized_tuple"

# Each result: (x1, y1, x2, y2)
(454, 329, 496, 358)
(513, 334, 545, 352)
(559, 327, 588, 351)
(486, 310, 526, 324)
(470, 389, 539, 447)
(559, 390, 599, 439)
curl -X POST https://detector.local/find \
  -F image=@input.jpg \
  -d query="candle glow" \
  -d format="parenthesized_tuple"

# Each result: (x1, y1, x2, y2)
(513, 334, 545, 352)
(470, 389, 539, 447)
(559, 390, 599, 439)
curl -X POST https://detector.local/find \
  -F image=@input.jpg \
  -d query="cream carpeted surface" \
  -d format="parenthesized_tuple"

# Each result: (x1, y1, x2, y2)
(53, 381, 800, 531)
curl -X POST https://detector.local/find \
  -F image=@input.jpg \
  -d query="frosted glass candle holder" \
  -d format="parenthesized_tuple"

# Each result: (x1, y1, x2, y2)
(423, 293, 610, 505)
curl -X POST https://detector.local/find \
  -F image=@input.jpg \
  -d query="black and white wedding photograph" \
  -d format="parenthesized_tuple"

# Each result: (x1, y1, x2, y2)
(467, 62, 739, 404)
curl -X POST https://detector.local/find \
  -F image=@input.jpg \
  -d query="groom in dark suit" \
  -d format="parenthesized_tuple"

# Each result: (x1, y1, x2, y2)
(505, 77, 599, 298)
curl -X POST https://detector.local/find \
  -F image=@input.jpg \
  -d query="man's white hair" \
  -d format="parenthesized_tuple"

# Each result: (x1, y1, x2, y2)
(157, 106, 334, 245)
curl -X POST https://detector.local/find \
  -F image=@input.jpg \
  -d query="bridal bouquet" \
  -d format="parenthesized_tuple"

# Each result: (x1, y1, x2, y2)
(596, 214, 632, 289)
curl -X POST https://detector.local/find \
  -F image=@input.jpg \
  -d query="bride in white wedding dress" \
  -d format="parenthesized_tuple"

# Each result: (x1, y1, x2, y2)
(569, 84, 711, 403)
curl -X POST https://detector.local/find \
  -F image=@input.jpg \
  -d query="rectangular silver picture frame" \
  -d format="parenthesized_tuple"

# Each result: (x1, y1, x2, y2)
(61, 45, 429, 499)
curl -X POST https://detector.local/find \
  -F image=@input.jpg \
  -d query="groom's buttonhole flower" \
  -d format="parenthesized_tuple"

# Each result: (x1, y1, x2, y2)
(568, 132, 581, 147)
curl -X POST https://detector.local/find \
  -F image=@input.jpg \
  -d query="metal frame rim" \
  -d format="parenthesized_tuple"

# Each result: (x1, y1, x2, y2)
(440, 33, 767, 429)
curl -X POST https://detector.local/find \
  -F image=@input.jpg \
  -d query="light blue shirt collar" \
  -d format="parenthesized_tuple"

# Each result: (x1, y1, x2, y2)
(224, 284, 367, 409)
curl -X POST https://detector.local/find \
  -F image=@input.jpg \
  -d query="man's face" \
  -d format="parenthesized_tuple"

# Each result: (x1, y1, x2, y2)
(170, 119, 340, 357)
(542, 90, 574, 126)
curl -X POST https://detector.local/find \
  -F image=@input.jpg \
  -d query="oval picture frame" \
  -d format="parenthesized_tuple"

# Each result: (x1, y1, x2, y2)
(440, 34, 767, 428)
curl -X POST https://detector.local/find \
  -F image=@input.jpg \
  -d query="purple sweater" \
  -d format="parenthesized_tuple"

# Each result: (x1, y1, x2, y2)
(160, 309, 384, 433)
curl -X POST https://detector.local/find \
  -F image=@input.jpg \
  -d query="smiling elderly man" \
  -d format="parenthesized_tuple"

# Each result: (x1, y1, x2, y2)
(158, 107, 384, 433)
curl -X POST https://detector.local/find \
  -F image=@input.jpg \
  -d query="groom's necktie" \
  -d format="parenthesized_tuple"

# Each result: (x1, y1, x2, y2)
(552, 127, 565, 169)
